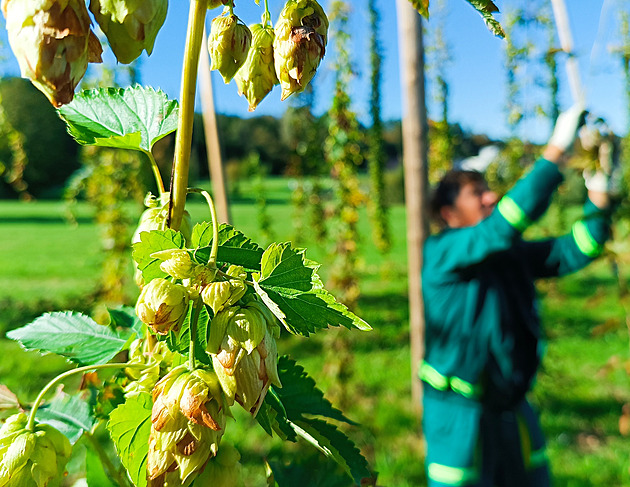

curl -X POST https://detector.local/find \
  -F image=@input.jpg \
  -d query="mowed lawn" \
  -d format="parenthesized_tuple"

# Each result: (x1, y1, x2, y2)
(1, 184, 630, 486)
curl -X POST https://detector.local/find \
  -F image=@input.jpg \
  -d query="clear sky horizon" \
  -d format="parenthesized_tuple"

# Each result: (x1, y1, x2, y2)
(1, 0, 627, 145)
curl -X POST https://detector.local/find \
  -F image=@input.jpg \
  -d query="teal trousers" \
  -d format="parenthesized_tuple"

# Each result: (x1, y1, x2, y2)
(423, 387, 550, 487)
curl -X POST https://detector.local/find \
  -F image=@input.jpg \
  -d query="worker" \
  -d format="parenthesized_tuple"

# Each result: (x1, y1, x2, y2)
(420, 105, 618, 487)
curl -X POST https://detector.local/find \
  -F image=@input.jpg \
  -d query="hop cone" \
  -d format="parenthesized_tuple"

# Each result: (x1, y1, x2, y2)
(273, 0, 328, 101)
(148, 365, 231, 486)
(207, 0, 229, 9)
(208, 13, 252, 84)
(201, 265, 247, 315)
(2, 0, 103, 107)
(132, 194, 192, 287)
(234, 23, 279, 111)
(124, 338, 179, 396)
(89, 0, 167, 64)
(207, 298, 282, 414)
(136, 278, 189, 335)
(0, 413, 71, 487)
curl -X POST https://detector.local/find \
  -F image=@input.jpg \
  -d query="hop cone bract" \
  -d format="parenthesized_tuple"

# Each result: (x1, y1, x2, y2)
(0, 413, 72, 487)
(234, 23, 279, 111)
(208, 13, 252, 84)
(148, 365, 231, 486)
(207, 298, 282, 414)
(2, 0, 103, 107)
(89, 0, 168, 64)
(273, 0, 328, 101)
(201, 265, 247, 315)
(136, 278, 189, 335)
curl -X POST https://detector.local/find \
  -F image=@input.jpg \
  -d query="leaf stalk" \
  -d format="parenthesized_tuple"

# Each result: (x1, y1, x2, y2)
(26, 363, 146, 432)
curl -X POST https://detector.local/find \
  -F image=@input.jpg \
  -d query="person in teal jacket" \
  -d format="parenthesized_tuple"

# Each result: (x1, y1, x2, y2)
(420, 105, 617, 487)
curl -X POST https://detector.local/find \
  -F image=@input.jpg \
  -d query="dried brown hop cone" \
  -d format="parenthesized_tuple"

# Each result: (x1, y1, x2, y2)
(89, 0, 168, 64)
(208, 13, 252, 84)
(0, 413, 72, 487)
(2, 0, 103, 107)
(234, 23, 279, 111)
(207, 297, 282, 414)
(273, 0, 328, 101)
(136, 278, 189, 335)
(148, 365, 231, 486)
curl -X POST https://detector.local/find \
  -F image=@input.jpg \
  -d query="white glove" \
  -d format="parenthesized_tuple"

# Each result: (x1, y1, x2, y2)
(548, 104, 587, 152)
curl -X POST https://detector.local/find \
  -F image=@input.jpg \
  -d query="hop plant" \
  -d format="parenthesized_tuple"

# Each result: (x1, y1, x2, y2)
(132, 194, 192, 287)
(151, 249, 198, 281)
(124, 337, 179, 396)
(136, 278, 189, 335)
(148, 365, 231, 486)
(234, 23, 279, 111)
(0, 413, 72, 487)
(89, 0, 168, 64)
(207, 0, 229, 9)
(207, 297, 282, 414)
(273, 0, 328, 101)
(1, 0, 103, 107)
(208, 13, 252, 84)
(132, 194, 192, 246)
(194, 442, 242, 487)
(201, 265, 248, 314)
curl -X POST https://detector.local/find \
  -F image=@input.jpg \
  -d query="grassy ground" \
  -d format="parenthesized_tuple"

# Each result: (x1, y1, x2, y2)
(1, 183, 630, 486)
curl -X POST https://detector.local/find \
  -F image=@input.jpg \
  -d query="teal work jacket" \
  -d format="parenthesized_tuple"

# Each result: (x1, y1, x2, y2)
(422, 158, 612, 409)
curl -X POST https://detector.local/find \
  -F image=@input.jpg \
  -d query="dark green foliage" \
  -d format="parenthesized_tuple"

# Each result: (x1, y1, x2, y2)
(0, 78, 79, 198)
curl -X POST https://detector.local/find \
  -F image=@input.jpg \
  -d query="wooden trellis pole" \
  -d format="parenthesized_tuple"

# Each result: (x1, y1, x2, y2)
(396, 0, 429, 415)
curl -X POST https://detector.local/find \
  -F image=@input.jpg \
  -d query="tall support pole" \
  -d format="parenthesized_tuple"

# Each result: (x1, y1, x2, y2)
(551, 0, 586, 105)
(199, 30, 231, 224)
(396, 0, 429, 415)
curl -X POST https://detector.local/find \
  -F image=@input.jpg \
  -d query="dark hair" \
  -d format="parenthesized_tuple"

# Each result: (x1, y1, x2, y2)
(429, 170, 487, 225)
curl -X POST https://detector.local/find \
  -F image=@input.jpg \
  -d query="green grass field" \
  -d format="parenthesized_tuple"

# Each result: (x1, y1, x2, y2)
(1, 185, 630, 486)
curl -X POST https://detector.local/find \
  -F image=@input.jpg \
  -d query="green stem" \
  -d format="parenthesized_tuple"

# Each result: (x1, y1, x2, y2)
(189, 188, 219, 266)
(229, 0, 234, 16)
(188, 297, 203, 370)
(26, 363, 146, 432)
(86, 432, 132, 487)
(263, 0, 271, 25)
(144, 150, 165, 196)
(169, 0, 208, 231)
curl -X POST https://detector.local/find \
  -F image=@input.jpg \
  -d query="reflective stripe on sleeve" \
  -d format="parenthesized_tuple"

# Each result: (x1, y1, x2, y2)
(428, 463, 479, 486)
(497, 196, 531, 232)
(571, 220, 602, 257)
(419, 361, 481, 399)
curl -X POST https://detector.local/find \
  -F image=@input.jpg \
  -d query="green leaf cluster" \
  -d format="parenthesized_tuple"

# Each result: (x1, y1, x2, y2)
(258, 357, 372, 485)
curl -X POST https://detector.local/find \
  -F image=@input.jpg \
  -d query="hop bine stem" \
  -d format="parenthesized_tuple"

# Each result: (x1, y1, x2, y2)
(189, 188, 220, 266)
(169, 0, 208, 231)
(26, 363, 147, 432)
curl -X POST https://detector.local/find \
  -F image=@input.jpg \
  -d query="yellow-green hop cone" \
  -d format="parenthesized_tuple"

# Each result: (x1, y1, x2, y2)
(150, 249, 198, 280)
(207, 299, 281, 414)
(2, 0, 103, 107)
(209, 13, 252, 83)
(273, 0, 328, 101)
(148, 366, 231, 486)
(136, 278, 189, 335)
(234, 23, 279, 111)
(201, 269, 247, 315)
(89, 0, 167, 64)
(0, 413, 72, 487)
(132, 193, 192, 287)
(194, 442, 242, 487)
(124, 338, 177, 396)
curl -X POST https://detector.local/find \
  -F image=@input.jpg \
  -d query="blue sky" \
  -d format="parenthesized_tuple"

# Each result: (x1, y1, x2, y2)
(1, 0, 627, 144)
